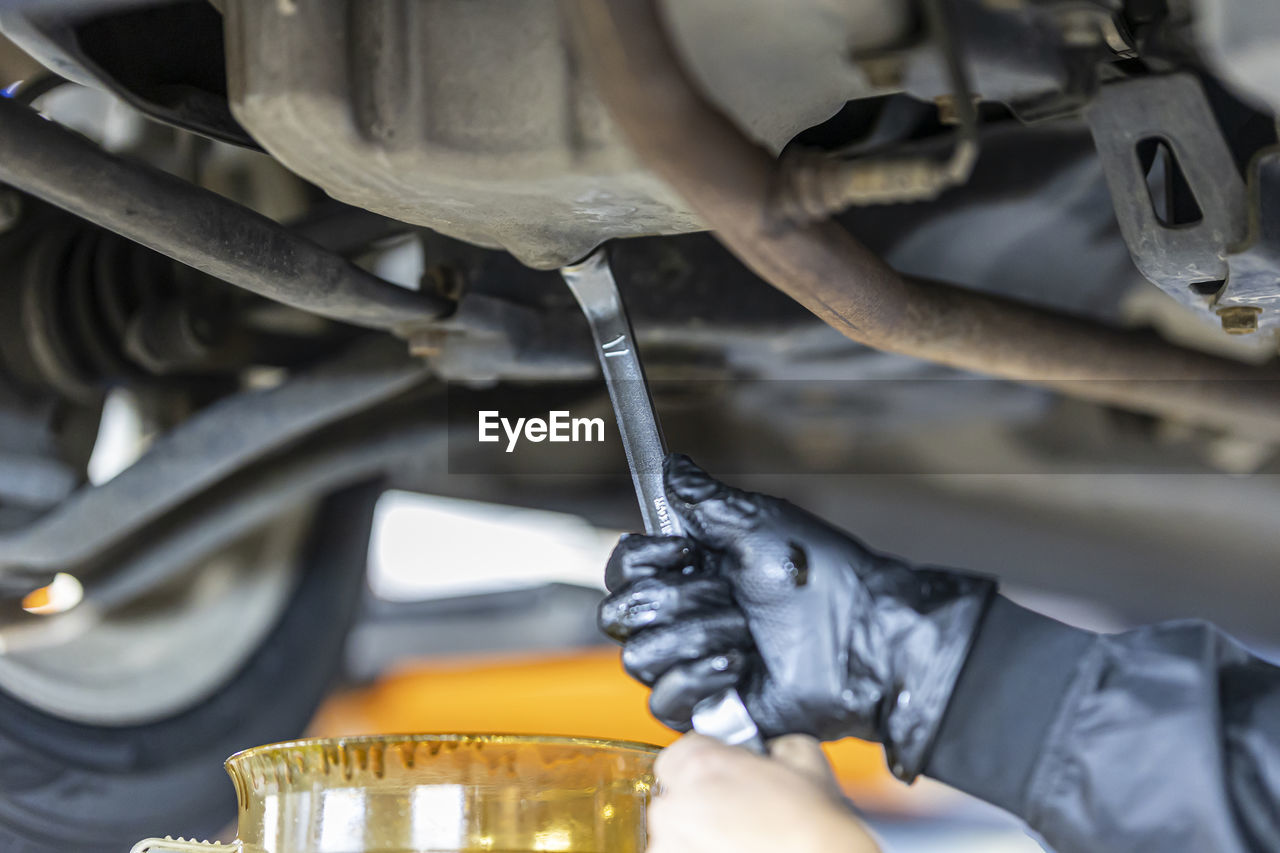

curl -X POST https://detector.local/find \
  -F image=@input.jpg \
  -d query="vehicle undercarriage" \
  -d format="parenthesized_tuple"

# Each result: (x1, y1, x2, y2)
(1, 0, 1280, 848)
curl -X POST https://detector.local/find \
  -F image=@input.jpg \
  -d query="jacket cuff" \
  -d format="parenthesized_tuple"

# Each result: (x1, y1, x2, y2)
(882, 569, 996, 781)
(924, 595, 1095, 817)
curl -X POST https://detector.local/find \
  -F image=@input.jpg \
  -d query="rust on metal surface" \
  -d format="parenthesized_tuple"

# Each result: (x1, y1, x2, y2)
(563, 0, 1280, 439)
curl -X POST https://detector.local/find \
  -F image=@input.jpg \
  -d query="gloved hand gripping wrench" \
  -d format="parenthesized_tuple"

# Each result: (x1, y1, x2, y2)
(562, 248, 765, 753)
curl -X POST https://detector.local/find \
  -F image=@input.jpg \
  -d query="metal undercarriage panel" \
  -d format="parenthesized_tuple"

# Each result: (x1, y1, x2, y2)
(223, 0, 906, 269)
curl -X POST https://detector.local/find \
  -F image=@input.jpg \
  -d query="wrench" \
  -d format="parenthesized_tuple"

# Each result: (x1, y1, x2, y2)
(562, 248, 765, 753)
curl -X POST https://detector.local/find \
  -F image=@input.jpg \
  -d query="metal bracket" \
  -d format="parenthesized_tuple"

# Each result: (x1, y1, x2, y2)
(1086, 74, 1248, 315)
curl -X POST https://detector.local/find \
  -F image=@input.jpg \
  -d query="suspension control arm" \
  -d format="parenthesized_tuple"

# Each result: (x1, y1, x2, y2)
(0, 98, 450, 333)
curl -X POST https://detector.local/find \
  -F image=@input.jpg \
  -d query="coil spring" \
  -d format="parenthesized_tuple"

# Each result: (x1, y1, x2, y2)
(4, 217, 223, 404)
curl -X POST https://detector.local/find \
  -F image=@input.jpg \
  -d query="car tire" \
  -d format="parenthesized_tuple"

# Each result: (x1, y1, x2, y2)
(0, 481, 379, 853)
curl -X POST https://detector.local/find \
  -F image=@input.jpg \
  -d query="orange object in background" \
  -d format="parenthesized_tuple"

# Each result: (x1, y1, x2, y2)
(311, 647, 959, 815)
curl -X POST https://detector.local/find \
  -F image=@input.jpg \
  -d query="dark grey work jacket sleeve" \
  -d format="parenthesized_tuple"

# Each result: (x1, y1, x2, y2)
(925, 596, 1280, 853)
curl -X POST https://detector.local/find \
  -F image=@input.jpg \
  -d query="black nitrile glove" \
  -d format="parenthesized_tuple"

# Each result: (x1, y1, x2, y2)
(599, 454, 996, 780)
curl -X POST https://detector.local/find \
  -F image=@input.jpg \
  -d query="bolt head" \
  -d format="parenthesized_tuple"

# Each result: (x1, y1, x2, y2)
(408, 329, 446, 357)
(1218, 306, 1262, 335)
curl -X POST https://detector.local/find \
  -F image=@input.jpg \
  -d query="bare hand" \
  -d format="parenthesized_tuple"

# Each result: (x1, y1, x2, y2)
(647, 733, 882, 853)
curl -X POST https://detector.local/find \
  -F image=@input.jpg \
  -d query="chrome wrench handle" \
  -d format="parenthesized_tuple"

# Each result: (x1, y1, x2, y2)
(561, 250, 676, 537)
(562, 248, 765, 754)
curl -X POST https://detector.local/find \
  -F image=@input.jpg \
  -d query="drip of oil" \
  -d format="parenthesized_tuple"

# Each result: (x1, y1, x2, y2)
(130, 734, 657, 853)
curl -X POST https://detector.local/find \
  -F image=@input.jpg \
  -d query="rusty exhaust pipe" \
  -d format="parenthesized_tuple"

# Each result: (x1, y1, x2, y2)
(564, 0, 1280, 439)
